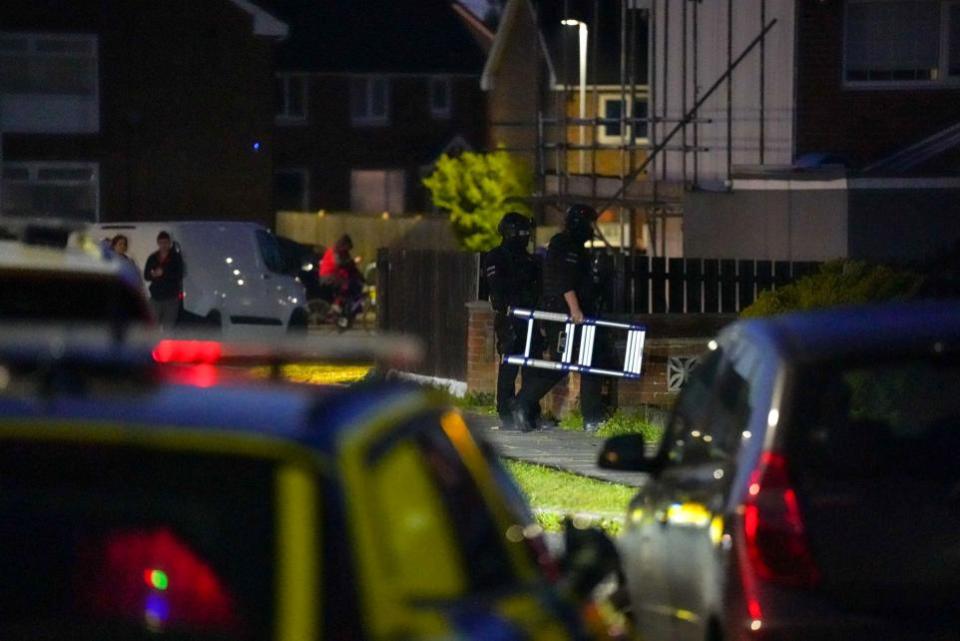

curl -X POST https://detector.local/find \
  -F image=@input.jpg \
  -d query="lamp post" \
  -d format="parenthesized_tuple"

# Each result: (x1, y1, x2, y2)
(562, 19, 588, 174)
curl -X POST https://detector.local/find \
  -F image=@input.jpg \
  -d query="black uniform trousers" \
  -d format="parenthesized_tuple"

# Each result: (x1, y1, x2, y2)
(495, 313, 542, 420)
(514, 322, 611, 424)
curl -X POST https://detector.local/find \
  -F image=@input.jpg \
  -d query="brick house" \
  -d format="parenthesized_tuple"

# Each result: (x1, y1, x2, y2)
(265, 0, 492, 215)
(484, 0, 960, 263)
(481, 0, 685, 256)
(0, 0, 287, 227)
(651, 0, 960, 262)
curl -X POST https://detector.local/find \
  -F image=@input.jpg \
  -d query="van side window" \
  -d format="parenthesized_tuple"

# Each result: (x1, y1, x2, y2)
(255, 230, 284, 274)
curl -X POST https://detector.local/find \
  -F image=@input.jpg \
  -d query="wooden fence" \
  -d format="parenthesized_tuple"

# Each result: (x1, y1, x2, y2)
(377, 248, 480, 381)
(377, 248, 822, 380)
(609, 256, 821, 314)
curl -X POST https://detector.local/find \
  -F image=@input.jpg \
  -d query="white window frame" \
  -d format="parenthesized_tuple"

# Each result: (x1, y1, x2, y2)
(0, 32, 100, 134)
(350, 76, 390, 126)
(597, 94, 649, 145)
(843, 0, 960, 89)
(275, 73, 308, 124)
(274, 167, 310, 211)
(429, 76, 452, 119)
(1, 161, 101, 221)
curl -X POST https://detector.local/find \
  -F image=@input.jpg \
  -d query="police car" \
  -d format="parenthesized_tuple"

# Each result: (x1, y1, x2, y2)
(0, 220, 151, 325)
(0, 328, 620, 641)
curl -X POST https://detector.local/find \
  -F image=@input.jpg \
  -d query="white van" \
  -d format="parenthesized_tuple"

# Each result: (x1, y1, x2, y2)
(95, 221, 307, 334)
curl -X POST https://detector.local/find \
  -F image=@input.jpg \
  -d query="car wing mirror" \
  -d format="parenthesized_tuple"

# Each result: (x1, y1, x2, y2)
(561, 518, 621, 600)
(597, 434, 658, 473)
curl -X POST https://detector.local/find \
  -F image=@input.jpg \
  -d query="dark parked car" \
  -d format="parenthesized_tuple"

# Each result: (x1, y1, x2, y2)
(600, 302, 960, 641)
(276, 235, 324, 300)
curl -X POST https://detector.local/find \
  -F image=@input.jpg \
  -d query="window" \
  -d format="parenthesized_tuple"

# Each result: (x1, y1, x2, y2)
(0, 32, 98, 133)
(415, 423, 517, 591)
(844, 0, 956, 84)
(1, 162, 99, 221)
(273, 168, 309, 211)
(663, 350, 749, 467)
(350, 169, 405, 213)
(255, 229, 285, 274)
(950, 2, 960, 75)
(597, 95, 649, 145)
(429, 76, 451, 119)
(350, 76, 389, 126)
(0, 441, 277, 639)
(275, 74, 307, 122)
(370, 439, 467, 598)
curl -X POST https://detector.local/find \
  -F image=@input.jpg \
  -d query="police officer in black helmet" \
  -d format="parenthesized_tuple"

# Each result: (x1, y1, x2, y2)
(512, 203, 607, 432)
(484, 212, 542, 429)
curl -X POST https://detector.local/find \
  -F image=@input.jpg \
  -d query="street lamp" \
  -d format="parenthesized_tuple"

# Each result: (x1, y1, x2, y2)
(562, 19, 588, 174)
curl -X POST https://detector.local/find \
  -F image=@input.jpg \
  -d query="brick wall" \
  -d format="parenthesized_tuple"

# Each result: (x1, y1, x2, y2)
(2, 0, 278, 226)
(466, 301, 497, 393)
(795, 1, 960, 167)
(466, 301, 722, 415)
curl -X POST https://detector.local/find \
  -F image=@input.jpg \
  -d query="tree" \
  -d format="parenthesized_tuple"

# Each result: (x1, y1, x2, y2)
(422, 149, 533, 252)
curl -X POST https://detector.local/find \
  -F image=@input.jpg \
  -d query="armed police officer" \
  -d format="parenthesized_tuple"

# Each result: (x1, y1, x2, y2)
(484, 212, 541, 429)
(512, 204, 609, 432)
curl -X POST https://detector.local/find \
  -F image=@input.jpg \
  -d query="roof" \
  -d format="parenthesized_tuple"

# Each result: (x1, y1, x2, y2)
(482, 0, 648, 90)
(864, 120, 960, 176)
(228, 0, 289, 38)
(0, 379, 428, 457)
(0, 240, 138, 285)
(261, 0, 488, 74)
(734, 301, 960, 365)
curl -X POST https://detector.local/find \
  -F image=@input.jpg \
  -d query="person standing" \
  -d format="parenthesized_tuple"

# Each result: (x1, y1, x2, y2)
(143, 231, 183, 330)
(110, 234, 138, 269)
(483, 212, 541, 429)
(512, 204, 608, 432)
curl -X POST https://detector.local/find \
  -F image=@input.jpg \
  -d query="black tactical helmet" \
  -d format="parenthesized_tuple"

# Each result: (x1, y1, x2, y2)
(565, 203, 599, 241)
(497, 211, 533, 241)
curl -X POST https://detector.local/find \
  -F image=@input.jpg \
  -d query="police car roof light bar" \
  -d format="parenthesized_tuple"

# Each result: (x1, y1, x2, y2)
(504, 307, 646, 380)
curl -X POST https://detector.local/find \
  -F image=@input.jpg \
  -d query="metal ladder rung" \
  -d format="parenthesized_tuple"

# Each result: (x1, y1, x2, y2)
(506, 308, 646, 380)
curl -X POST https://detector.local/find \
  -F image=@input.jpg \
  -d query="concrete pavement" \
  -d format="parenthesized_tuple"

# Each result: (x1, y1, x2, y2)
(467, 413, 649, 487)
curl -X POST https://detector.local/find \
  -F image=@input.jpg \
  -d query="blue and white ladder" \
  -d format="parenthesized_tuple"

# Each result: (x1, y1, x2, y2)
(503, 308, 646, 379)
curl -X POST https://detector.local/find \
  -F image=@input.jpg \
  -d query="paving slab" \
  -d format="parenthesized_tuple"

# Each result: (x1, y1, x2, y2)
(466, 413, 650, 488)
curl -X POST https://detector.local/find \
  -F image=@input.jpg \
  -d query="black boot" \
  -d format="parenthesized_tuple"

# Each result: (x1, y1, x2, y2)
(510, 401, 537, 433)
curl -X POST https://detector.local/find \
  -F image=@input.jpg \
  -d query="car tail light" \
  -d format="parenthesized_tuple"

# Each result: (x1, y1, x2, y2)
(78, 528, 241, 633)
(152, 340, 222, 365)
(743, 452, 819, 587)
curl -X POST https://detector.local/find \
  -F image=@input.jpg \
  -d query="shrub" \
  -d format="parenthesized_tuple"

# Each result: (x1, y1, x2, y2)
(741, 260, 921, 318)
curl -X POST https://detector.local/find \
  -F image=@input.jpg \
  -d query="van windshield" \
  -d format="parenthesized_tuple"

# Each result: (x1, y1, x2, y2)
(255, 230, 285, 274)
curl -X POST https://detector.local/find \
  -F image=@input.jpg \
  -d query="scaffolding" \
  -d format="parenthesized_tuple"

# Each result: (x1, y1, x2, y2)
(489, 0, 775, 259)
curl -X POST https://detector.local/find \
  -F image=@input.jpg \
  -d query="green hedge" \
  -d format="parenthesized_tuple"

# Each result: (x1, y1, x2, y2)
(741, 260, 921, 318)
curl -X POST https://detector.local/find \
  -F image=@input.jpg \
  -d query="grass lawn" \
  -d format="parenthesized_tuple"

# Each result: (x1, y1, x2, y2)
(249, 363, 373, 385)
(558, 409, 664, 442)
(504, 459, 634, 534)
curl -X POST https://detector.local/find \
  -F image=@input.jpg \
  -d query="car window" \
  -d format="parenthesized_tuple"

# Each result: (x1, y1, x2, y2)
(0, 272, 150, 324)
(415, 421, 518, 592)
(789, 356, 960, 481)
(0, 439, 276, 641)
(369, 438, 467, 599)
(664, 349, 750, 466)
(255, 230, 285, 274)
(367, 413, 520, 596)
